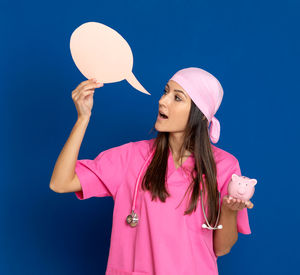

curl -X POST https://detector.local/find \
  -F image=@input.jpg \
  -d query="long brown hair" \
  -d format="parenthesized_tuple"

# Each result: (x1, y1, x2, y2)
(141, 100, 219, 225)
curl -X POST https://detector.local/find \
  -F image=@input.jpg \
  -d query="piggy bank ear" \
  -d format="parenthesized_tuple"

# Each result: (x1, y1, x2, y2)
(250, 179, 257, 186)
(232, 173, 239, 181)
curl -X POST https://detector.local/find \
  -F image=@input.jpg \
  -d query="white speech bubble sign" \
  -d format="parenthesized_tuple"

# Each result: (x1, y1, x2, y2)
(70, 22, 150, 95)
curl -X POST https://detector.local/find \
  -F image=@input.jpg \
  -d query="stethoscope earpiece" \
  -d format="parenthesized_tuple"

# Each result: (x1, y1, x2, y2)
(202, 223, 223, 230)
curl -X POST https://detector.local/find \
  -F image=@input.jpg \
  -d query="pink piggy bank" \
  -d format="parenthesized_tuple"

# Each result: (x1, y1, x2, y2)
(227, 174, 257, 201)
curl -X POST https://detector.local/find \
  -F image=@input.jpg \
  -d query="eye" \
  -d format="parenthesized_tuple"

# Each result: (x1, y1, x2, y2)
(163, 90, 182, 101)
(175, 95, 182, 101)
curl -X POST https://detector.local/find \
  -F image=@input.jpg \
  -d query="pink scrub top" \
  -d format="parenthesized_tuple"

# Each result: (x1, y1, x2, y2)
(74, 138, 251, 275)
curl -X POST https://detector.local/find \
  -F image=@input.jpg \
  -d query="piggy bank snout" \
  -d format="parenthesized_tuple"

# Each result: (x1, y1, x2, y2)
(237, 188, 247, 195)
(235, 183, 254, 193)
(228, 181, 255, 201)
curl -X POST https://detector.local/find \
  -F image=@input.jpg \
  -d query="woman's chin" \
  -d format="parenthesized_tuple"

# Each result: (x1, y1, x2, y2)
(154, 123, 160, 131)
(154, 122, 163, 132)
(155, 119, 171, 132)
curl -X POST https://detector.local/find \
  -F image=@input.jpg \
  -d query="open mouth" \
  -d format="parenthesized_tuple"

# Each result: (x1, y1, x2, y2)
(159, 112, 168, 119)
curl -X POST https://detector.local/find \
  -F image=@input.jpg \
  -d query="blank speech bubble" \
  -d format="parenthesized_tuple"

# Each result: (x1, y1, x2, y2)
(70, 21, 150, 95)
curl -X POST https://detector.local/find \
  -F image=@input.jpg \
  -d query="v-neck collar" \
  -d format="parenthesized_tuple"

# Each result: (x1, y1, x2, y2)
(167, 147, 194, 178)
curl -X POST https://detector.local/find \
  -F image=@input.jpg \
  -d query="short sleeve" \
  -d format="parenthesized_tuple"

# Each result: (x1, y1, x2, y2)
(74, 142, 132, 200)
(219, 158, 252, 235)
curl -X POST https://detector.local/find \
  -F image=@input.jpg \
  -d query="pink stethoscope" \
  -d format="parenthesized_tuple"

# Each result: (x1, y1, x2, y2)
(125, 149, 222, 230)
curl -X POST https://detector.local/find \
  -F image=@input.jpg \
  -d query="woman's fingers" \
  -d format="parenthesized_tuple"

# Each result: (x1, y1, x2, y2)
(77, 89, 95, 101)
(76, 79, 95, 91)
(82, 82, 103, 91)
(246, 201, 254, 209)
(72, 79, 96, 98)
(224, 196, 254, 211)
(227, 198, 244, 211)
(72, 79, 103, 99)
(71, 78, 105, 119)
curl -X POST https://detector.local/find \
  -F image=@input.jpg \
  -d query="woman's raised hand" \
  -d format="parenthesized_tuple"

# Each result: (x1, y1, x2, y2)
(71, 78, 104, 120)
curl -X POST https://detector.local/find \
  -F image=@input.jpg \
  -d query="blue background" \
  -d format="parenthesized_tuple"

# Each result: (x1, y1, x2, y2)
(1, 0, 299, 274)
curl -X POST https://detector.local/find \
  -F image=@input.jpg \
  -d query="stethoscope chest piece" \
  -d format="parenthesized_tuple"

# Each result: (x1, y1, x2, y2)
(126, 210, 139, 227)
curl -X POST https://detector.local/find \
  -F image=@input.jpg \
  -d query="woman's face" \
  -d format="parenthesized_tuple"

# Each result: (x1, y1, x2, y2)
(155, 80, 191, 133)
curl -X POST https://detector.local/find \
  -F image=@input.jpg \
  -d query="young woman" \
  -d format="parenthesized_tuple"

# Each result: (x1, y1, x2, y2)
(50, 67, 254, 275)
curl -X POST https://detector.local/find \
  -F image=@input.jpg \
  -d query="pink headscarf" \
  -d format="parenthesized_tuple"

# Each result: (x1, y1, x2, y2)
(170, 67, 224, 143)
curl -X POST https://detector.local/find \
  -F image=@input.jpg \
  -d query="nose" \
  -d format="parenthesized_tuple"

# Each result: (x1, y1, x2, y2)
(158, 97, 164, 105)
(158, 93, 170, 105)
(238, 187, 246, 195)
(158, 98, 168, 112)
(158, 96, 164, 106)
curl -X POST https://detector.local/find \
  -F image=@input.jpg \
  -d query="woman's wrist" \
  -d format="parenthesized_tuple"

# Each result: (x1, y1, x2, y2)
(221, 203, 238, 216)
(77, 115, 90, 124)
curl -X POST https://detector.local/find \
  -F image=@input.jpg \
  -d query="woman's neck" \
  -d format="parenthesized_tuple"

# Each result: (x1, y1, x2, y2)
(168, 133, 192, 161)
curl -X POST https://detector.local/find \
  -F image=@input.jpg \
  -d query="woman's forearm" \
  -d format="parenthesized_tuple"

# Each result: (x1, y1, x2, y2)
(213, 205, 238, 256)
(49, 116, 90, 192)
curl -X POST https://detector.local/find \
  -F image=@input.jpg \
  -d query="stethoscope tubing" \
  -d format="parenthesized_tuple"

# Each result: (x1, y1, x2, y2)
(128, 149, 222, 230)
(131, 149, 156, 212)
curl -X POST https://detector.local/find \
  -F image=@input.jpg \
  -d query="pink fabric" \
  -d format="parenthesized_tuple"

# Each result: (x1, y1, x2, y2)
(75, 138, 251, 275)
(170, 67, 224, 143)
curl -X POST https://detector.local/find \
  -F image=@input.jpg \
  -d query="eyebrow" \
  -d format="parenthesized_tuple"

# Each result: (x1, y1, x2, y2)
(166, 84, 187, 98)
